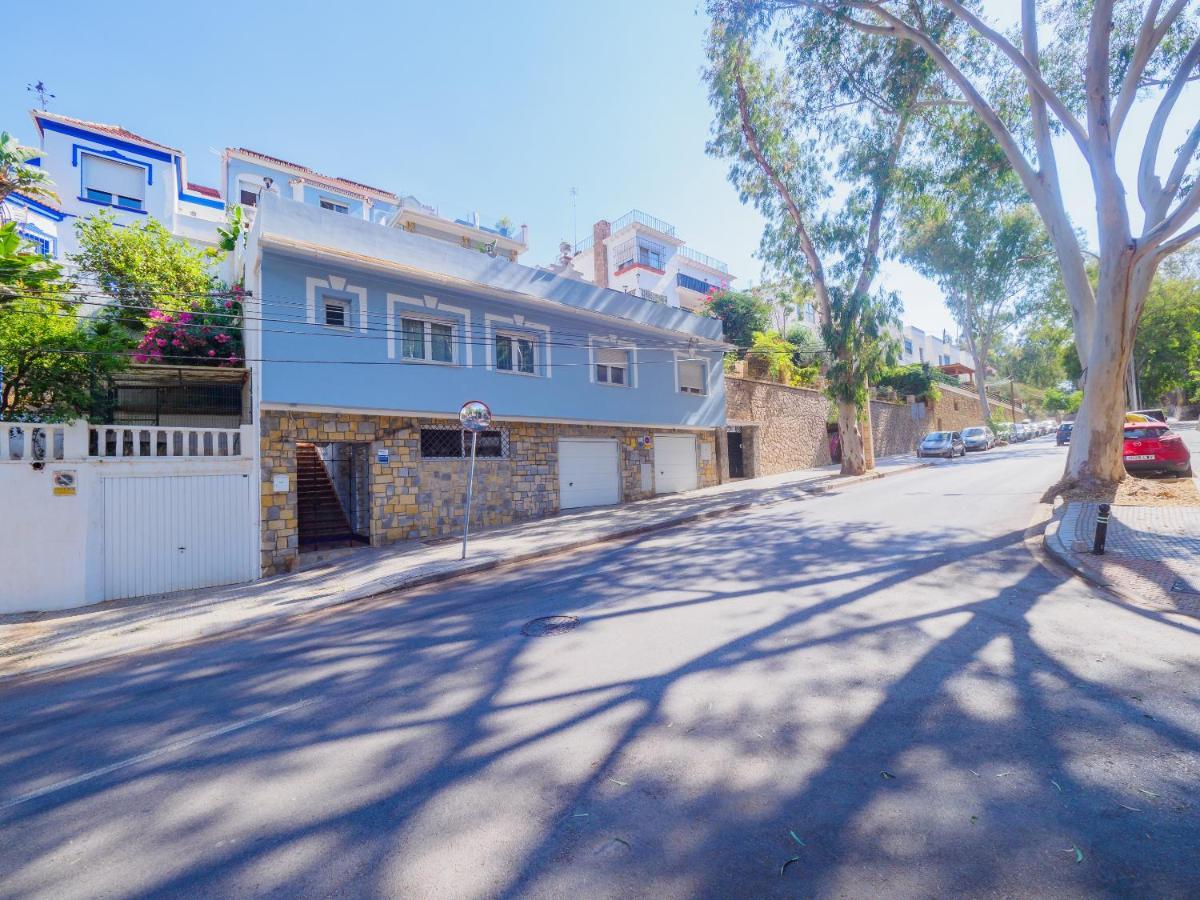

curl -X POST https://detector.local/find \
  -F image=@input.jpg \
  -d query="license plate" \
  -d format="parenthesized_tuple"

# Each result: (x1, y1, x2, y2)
(1124, 454, 1156, 461)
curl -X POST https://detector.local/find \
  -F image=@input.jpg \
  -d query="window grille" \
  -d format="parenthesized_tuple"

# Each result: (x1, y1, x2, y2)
(420, 427, 508, 459)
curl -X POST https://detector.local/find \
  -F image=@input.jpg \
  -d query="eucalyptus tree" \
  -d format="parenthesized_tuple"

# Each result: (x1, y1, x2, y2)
(705, 8, 953, 473)
(901, 115, 1054, 422)
(728, 1, 1200, 489)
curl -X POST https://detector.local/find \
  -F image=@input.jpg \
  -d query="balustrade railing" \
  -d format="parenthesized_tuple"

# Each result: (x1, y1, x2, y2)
(0, 421, 254, 462)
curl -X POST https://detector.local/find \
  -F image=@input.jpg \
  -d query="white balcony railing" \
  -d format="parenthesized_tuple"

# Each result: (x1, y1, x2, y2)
(0, 422, 254, 462)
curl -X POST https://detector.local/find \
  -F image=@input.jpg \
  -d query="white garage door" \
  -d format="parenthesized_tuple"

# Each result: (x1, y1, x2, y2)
(103, 474, 257, 601)
(654, 434, 698, 495)
(558, 439, 620, 509)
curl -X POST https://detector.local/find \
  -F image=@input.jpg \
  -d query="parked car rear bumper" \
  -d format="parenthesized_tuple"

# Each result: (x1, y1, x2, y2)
(1123, 457, 1190, 475)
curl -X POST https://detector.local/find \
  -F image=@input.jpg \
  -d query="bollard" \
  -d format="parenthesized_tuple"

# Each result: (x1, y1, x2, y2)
(1092, 502, 1111, 555)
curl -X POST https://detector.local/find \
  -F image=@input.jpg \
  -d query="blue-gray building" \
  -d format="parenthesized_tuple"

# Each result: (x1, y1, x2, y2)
(249, 194, 729, 573)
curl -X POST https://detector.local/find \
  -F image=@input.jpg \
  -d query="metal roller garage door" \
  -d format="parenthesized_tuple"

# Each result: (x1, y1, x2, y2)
(558, 439, 620, 509)
(654, 434, 698, 494)
(103, 474, 257, 600)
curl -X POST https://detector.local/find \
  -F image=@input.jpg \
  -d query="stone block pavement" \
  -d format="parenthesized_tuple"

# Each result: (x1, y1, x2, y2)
(0, 454, 927, 683)
(1045, 500, 1200, 616)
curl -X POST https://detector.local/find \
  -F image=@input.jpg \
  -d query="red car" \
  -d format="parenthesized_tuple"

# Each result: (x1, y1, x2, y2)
(1123, 422, 1192, 477)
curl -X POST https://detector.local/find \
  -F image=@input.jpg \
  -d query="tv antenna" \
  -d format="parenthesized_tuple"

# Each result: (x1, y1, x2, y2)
(570, 186, 578, 250)
(27, 81, 55, 110)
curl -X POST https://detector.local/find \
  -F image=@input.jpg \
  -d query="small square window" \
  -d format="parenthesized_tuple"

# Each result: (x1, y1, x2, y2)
(495, 334, 537, 375)
(240, 189, 258, 207)
(324, 301, 347, 328)
(678, 359, 707, 395)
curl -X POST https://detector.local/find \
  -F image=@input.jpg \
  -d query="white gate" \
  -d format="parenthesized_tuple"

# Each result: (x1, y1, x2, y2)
(103, 473, 257, 600)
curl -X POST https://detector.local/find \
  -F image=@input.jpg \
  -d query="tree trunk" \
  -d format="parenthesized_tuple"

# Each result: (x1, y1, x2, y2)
(1063, 254, 1157, 489)
(970, 341, 991, 423)
(838, 399, 870, 476)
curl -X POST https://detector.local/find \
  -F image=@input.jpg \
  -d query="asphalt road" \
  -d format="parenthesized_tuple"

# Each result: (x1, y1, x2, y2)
(2, 437, 1199, 899)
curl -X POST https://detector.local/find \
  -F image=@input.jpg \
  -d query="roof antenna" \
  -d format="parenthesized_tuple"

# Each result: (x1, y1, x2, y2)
(570, 186, 578, 250)
(27, 81, 55, 110)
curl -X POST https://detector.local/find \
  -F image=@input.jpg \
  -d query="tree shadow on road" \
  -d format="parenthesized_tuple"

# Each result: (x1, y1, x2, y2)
(1, 497, 1198, 898)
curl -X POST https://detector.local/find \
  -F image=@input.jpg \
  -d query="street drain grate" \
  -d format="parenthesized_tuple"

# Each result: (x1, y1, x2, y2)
(521, 615, 580, 637)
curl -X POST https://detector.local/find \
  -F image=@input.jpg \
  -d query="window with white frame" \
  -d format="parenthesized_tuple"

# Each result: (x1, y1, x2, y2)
(320, 197, 350, 214)
(240, 188, 258, 207)
(323, 298, 349, 328)
(678, 358, 707, 395)
(400, 317, 456, 363)
(595, 347, 629, 386)
(495, 332, 536, 375)
(81, 153, 145, 210)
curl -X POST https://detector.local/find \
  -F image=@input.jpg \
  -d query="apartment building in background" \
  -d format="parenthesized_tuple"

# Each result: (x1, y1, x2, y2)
(569, 210, 735, 313)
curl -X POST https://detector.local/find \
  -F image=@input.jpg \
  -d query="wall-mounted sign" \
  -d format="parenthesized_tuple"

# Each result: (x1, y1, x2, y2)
(272, 474, 289, 493)
(377, 448, 390, 465)
(640, 435, 654, 449)
(52, 470, 77, 496)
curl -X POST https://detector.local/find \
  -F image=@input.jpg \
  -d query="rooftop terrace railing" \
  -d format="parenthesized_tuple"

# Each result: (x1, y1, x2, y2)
(610, 209, 677, 237)
(677, 244, 730, 274)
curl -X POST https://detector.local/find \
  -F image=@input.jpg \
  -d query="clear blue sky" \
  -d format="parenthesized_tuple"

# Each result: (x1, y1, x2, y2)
(10, 2, 1183, 340)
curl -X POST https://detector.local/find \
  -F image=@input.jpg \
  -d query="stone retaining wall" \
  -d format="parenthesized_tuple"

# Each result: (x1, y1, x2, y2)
(726, 377, 832, 476)
(260, 410, 719, 575)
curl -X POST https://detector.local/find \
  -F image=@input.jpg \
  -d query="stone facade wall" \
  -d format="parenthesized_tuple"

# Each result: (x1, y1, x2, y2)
(260, 409, 719, 575)
(726, 376, 832, 476)
(870, 400, 925, 457)
(929, 384, 1021, 432)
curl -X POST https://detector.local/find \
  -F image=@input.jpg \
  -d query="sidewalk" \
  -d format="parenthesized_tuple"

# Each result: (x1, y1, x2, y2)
(0, 454, 926, 683)
(1044, 501, 1200, 616)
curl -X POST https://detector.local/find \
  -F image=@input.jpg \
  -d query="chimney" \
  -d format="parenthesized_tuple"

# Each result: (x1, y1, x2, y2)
(592, 220, 611, 289)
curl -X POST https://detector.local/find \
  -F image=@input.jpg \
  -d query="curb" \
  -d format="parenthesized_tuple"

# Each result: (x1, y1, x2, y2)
(1, 460, 928, 686)
(1042, 502, 1142, 607)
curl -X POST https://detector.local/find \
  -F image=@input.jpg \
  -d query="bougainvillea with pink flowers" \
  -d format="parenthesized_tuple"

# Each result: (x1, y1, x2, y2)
(133, 286, 244, 367)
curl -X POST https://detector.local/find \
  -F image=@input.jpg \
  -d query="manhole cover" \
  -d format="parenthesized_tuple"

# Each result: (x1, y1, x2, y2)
(1171, 578, 1200, 596)
(521, 615, 580, 637)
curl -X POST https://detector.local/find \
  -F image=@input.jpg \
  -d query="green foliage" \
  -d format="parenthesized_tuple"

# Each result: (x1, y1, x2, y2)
(702, 288, 772, 348)
(216, 204, 246, 255)
(0, 131, 57, 205)
(821, 287, 901, 407)
(0, 228, 127, 419)
(1134, 252, 1200, 405)
(875, 362, 943, 403)
(0, 222, 63, 302)
(70, 212, 220, 324)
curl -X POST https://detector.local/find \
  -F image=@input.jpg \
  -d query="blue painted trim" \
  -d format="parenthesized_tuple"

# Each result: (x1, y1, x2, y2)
(76, 195, 149, 215)
(26, 157, 41, 167)
(37, 116, 174, 162)
(16, 222, 57, 258)
(6, 193, 67, 221)
(73, 145, 153, 185)
(174, 157, 226, 209)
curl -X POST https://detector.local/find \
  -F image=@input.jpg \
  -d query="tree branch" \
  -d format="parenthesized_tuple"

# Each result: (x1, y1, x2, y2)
(1154, 220, 1200, 260)
(1142, 184, 1200, 254)
(853, 109, 911, 298)
(1085, 0, 1116, 156)
(938, 0, 1090, 153)
(1138, 31, 1200, 219)
(732, 61, 832, 326)
(1111, 0, 1190, 135)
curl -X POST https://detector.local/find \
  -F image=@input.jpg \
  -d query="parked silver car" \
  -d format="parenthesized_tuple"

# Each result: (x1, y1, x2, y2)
(961, 426, 995, 451)
(919, 431, 966, 458)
